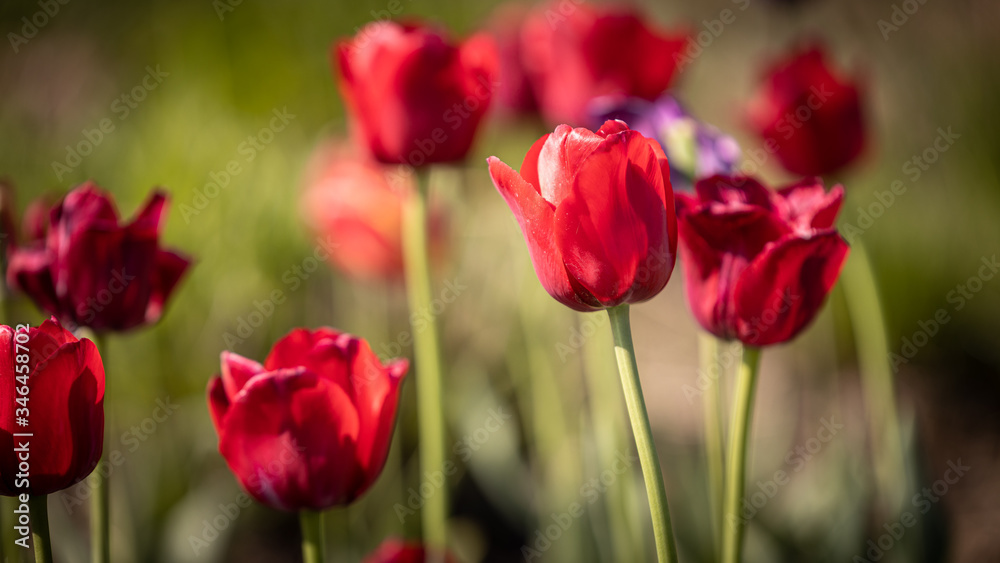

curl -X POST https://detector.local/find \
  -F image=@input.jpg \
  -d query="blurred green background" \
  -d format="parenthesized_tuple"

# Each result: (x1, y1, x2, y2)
(0, 0, 998, 561)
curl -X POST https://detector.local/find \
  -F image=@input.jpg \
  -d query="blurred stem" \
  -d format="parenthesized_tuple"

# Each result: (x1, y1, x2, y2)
(299, 510, 325, 563)
(700, 333, 725, 559)
(29, 496, 51, 563)
(721, 346, 761, 563)
(841, 240, 906, 513)
(91, 334, 109, 563)
(606, 305, 678, 563)
(402, 170, 448, 552)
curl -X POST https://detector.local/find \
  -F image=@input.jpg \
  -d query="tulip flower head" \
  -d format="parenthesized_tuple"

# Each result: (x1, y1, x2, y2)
(6, 182, 191, 333)
(334, 21, 498, 166)
(488, 120, 676, 311)
(0, 318, 104, 496)
(208, 328, 408, 511)
(747, 45, 865, 177)
(363, 539, 457, 563)
(676, 175, 849, 346)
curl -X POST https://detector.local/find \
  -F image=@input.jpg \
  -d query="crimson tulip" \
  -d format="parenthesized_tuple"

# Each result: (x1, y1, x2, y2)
(334, 21, 497, 166)
(676, 175, 849, 346)
(488, 120, 676, 311)
(207, 328, 408, 511)
(363, 539, 457, 563)
(6, 182, 191, 332)
(747, 45, 865, 176)
(521, 2, 687, 126)
(0, 318, 104, 496)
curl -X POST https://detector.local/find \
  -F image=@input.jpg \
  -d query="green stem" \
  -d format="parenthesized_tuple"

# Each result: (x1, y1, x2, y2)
(721, 346, 761, 563)
(29, 496, 52, 563)
(841, 240, 906, 514)
(699, 333, 725, 558)
(401, 170, 448, 550)
(299, 510, 325, 563)
(606, 305, 678, 563)
(91, 334, 109, 563)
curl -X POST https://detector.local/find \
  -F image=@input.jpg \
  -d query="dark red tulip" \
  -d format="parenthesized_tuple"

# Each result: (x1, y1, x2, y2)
(521, 2, 687, 126)
(334, 21, 498, 166)
(301, 141, 447, 281)
(488, 120, 676, 311)
(208, 328, 408, 511)
(363, 539, 457, 563)
(676, 175, 849, 346)
(0, 318, 104, 496)
(747, 45, 865, 176)
(6, 182, 191, 333)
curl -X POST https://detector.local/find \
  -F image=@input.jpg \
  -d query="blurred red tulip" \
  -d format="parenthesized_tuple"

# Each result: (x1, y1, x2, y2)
(334, 21, 498, 166)
(302, 142, 446, 281)
(488, 4, 538, 115)
(0, 318, 104, 496)
(488, 120, 676, 311)
(207, 328, 408, 511)
(21, 195, 55, 244)
(6, 182, 191, 332)
(676, 175, 849, 346)
(521, 2, 687, 126)
(363, 539, 457, 563)
(747, 45, 865, 176)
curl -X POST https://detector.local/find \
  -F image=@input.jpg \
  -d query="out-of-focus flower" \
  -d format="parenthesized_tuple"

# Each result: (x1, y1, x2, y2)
(0, 180, 17, 254)
(301, 141, 447, 281)
(0, 318, 104, 496)
(334, 21, 498, 165)
(488, 120, 676, 311)
(21, 195, 55, 244)
(6, 182, 191, 332)
(676, 175, 849, 346)
(207, 328, 408, 511)
(363, 539, 457, 563)
(488, 4, 538, 115)
(592, 94, 741, 190)
(747, 45, 865, 177)
(521, 2, 687, 126)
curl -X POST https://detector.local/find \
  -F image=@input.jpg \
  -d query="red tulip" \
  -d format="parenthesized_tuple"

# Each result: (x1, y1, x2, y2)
(676, 175, 849, 346)
(334, 21, 498, 166)
(488, 120, 676, 311)
(207, 328, 408, 511)
(488, 4, 538, 115)
(6, 182, 191, 332)
(363, 539, 457, 563)
(521, 2, 687, 126)
(0, 318, 104, 496)
(301, 142, 446, 281)
(747, 45, 865, 176)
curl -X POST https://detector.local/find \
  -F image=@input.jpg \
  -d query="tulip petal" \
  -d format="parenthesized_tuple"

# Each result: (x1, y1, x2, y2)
(538, 125, 606, 206)
(695, 175, 774, 210)
(264, 328, 351, 385)
(207, 377, 231, 433)
(347, 342, 407, 485)
(733, 231, 849, 346)
(145, 249, 191, 324)
(6, 247, 59, 317)
(220, 351, 265, 399)
(777, 179, 844, 231)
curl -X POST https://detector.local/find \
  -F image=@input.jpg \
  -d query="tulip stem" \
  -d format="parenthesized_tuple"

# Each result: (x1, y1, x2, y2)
(606, 305, 678, 563)
(721, 346, 761, 563)
(402, 170, 448, 551)
(91, 334, 110, 563)
(29, 496, 52, 563)
(700, 333, 726, 559)
(299, 510, 325, 563)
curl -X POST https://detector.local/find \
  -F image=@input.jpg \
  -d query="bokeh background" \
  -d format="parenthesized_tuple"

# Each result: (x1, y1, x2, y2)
(0, 0, 998, 561)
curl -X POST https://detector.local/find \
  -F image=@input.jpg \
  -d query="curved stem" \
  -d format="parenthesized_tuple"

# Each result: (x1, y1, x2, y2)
(721, 346, 761, 563)
(92, 333, 109, 563)
(606, 305, 678, 563)
(299, 510, 325, 563)
(29, 495, 52, 563)
(699, 333, 725, 558)
(402, 170, 448, 551)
